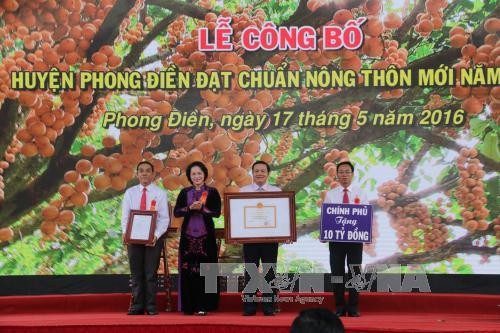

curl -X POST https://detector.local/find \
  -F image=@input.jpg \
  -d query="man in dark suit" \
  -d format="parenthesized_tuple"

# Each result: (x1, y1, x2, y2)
(324, 161, 367, 317)
(239, 161, 281, 316)
(121, 161, 170, 315)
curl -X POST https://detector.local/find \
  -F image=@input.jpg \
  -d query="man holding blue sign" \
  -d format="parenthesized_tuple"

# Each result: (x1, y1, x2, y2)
(323, 161, 369, 318)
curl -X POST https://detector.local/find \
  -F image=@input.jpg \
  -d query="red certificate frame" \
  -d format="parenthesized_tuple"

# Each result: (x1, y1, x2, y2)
(224, 191, 296, 244)
(124, 209, 157, 244)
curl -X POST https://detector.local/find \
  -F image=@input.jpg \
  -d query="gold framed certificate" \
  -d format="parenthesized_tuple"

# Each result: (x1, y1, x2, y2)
(224, 192, 296, 243)
(125, 210, 157, 244)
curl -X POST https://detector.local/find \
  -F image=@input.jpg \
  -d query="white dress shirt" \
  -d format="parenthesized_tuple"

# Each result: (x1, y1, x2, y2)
(324, 185, 367, 204)
(239, 182, 281, 192)
(121, 183, 170, 240)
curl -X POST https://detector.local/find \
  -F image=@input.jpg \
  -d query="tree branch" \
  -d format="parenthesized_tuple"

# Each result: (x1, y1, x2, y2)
(0, 0, 136, 228)
(296, 216, 467, 238)
(120, 13, 177, 70)
(296, 217, 497, 266)
(87, 0, 136, 57)
(147, 0, 217, 19)
(407, 127, 500, 172)
(0, 99, 21, 159)
(3, 1, 137, 191)
(456, 244, 497, 256)
(471, 4, 500, 46)
(139, 0, 148, 24)
(295, 177, 465, 238)
(273, 145, 329, 171)
(88, 179, 137, 203)
(0, 217, 39, 249)
(278, 82, 426, 192)
(132, 50, 172, 69)
(399, 142, 431, 186)
(0, 127, 177, 228)
(394, 0, 425, 43)
(4, 156, 45, 193)
(394, 176, 459, 207)
(284, 125, 401, 192)
(259, 44, 467, 124)
(404, 0, 460, 50)
(442, 0, 462, 18)
(369, 223, 496, 265)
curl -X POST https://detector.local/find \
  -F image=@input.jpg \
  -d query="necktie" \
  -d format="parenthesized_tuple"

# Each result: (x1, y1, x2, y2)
(140, 187, 147, 210)
(343, 188, 349, 204)
(257, 186, 264, 192)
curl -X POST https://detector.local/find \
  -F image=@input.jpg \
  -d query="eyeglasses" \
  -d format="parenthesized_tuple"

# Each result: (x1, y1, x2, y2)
(337, 171, 352, 175)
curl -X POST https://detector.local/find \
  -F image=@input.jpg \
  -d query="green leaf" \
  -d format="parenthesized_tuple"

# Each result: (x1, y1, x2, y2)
(302, 210, 318, 219)
(480, 132, 500, 162)
(409, 179, 420, 192)
(463, 0, 474, 9)
(456, 265, 473, 274)
(469, 118, 489, 137)
(451, 257, 465, 271)
(436, 166, 452, 183)
(296, 190, 308, 203)
(429, 146, 443, 158)
(485, 176, 499, 217)
(413, 229, 424, 237)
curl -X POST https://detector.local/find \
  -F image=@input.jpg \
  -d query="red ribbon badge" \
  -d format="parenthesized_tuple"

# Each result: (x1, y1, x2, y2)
(200, 191, 208, 205)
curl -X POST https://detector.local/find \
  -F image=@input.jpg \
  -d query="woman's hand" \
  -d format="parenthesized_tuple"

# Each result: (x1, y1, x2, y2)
(189, 201, 202, 210)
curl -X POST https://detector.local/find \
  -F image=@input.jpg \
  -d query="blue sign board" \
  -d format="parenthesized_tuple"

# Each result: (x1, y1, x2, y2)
(320, 203, 373, 243)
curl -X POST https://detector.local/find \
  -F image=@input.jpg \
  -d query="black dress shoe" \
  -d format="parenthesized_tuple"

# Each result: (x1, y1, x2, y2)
(146, 310, 159, 315)
(127, 309, 144, 315)
(242, 310, 256, 316)
(335, 309, 346, 317)
(263, 310, 275, 316)
(348, 310, 360, 317)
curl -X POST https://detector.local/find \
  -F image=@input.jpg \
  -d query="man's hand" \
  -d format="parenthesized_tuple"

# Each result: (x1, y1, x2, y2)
(146, 236, 157, 247)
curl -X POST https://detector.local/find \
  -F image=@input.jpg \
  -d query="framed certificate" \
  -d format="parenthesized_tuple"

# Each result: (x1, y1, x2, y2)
(224, 192, 296, 243)
(125, 210, 157, 244)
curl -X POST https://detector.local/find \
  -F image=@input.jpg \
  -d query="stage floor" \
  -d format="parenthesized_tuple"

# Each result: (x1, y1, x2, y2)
(1, 312, 500, 333)
(1, 293, 499, 333)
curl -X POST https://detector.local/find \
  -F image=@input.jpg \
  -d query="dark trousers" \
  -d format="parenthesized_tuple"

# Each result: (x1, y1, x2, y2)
(243, 243, 278, 313)
(329, 242, 363, 312)
(128, 237, 164, 312)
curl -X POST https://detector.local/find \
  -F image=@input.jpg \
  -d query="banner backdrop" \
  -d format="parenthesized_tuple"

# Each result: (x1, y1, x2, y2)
(0, 0, 498, 276)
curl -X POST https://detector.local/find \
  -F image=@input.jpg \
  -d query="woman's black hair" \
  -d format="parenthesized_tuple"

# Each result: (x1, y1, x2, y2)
(186, 161, 208, 184)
